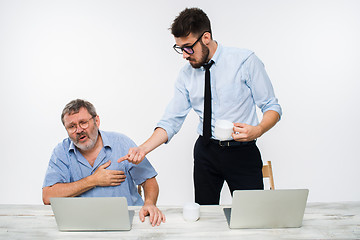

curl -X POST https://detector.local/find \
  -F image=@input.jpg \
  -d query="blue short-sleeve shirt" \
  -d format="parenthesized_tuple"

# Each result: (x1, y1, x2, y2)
(43, 130, 157, 206)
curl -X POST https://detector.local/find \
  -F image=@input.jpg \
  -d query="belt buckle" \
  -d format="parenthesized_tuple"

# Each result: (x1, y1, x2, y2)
(219, 140, 230, 147)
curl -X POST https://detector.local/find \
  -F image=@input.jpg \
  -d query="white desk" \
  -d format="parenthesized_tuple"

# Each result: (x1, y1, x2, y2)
(0, 202, 359, 239)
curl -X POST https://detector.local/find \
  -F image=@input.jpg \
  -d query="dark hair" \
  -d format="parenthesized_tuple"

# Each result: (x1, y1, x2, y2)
(170, 8, 212, 38)
(61, 99, 97, 125)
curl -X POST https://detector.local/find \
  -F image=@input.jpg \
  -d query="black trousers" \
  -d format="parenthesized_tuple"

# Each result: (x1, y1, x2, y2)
(193, 136, 264, 205)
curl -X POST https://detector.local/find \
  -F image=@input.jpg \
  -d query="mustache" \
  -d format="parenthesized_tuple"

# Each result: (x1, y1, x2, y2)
(76, 131, 89, 142)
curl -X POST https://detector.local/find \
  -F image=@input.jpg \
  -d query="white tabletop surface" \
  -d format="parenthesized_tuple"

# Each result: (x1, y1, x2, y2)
(0, 202, 359, 239)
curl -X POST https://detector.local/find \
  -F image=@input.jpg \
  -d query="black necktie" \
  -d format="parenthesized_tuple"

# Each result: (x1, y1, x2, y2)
(203, 60, 214, 144)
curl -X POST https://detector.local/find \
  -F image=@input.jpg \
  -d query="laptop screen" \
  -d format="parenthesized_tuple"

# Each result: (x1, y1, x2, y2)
(50, 197, 134, 231)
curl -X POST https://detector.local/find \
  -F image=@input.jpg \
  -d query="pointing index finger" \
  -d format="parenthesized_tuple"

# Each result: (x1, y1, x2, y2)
(117, 155, 128, 163)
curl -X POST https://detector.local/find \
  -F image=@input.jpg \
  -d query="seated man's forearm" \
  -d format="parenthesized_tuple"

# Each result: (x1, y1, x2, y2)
(42, 175, 96, 205)
(142, 177, 159, 205)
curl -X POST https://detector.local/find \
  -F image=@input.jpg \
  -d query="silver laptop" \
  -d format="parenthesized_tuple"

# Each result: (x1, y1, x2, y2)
(223, 189, 309, 229)
(50, 197, 135, 231)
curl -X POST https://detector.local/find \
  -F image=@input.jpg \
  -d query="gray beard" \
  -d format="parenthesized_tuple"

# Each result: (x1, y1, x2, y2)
(74, 130, 99, 151)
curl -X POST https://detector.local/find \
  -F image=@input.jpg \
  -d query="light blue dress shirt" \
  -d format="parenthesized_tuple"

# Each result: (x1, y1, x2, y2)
(43, 130, 157, 206)
(157, 44, 282, 142)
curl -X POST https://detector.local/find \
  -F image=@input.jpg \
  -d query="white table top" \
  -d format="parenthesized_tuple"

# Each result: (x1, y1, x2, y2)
(0, 202, 359, 239)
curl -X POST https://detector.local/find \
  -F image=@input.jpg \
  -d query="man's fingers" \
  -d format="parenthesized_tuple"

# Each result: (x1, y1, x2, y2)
(233, 125, 246, 132)
(109, 177, 126, 186)
(148, 208, 156, 226)
(116, 173, 127, 179)
(118, 147, 146, 165)
(136, 153, 144, 163)
(154, 211, 162, 226)
(128, 151, 137, 162)
(117, 155, 128, 163)
(109, 173, 126, 181)
(147, 207, 162, 227)
(110, 183, 118, 186)
(152, 209, 165, 226)
(112, 177, 126, 183)
(99, 160, 111, 169)
(107, 170, 125, 175)
(232, 132, 246, 140)
(139, 206, 164, 226)
(139, 209, 146, 222)
(111, 176, 126, 182)
(233, 122, 246, 128)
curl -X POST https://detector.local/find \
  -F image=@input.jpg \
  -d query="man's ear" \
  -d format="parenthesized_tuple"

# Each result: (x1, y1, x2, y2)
(202, 32, 212, 45)
(95, 115, 100, 128)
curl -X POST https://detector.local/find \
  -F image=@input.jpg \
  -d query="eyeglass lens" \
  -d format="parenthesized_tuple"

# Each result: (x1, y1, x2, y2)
(67, 117, 93, 133)
(173, 31, 207, 55)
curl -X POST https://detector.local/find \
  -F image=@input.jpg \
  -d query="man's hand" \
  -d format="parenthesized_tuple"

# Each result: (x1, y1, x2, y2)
(118, 127, 168, 165)
(118, 146, 147, 165)
(232, 111, 280, 142)
(139, 203, 166, 227)
(92, 161, 126, 186)
(42, 160, 126, 205)
(232, 123, 262, 142)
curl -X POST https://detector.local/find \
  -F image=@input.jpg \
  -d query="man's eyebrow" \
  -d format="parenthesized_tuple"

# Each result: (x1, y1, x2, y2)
(181, 42, 192, 47)
(66, 118, 86, 125)
(65, 121, 75, 126)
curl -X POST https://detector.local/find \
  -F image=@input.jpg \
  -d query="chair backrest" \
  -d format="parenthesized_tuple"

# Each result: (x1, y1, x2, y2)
(262, 161, 275, 190)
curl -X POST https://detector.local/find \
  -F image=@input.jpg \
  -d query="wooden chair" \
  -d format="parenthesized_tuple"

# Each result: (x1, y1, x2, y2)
(262, 161, 275, 190)
(138, 185, 142, 197)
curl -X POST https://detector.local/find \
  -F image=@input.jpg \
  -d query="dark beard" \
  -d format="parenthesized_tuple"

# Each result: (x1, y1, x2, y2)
(188, 42, 210, 69)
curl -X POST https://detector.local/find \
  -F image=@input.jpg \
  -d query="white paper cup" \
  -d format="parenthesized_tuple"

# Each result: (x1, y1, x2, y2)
(214, 120, 234, 141)
(183, 202, 200, 222)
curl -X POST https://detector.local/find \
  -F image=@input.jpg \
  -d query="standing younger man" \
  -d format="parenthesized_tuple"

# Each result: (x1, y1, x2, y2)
(120, 8, 282, 205)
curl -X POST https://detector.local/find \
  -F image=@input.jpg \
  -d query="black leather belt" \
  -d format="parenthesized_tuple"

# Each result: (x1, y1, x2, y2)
(209, 139, 256, 147)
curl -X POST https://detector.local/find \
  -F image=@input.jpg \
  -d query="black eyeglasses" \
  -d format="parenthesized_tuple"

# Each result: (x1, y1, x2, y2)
(173, 32, 208, 55)
(65, 116, 95, 133)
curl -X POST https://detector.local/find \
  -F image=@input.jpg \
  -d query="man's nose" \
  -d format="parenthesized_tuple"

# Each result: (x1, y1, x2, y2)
(182, 51, 190, 59)
(75, 125, 83, 133)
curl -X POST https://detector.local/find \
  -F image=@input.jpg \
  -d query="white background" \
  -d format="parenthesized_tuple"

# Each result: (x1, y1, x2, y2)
(1, 0, 359, 205)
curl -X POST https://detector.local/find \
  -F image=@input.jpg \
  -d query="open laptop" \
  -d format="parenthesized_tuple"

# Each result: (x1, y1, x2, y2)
(50, 197, 135, 231)
(223, 189, 309, 229)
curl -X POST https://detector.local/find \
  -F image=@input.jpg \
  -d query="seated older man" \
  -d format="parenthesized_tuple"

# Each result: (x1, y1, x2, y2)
(42, 99, 165, 226)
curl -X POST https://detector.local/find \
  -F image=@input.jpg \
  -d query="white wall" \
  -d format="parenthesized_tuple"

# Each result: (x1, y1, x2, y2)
(0, 0, 359, 205)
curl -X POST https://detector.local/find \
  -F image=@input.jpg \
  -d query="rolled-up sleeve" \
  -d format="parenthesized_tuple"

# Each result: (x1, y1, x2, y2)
(245, 54, 282, 119)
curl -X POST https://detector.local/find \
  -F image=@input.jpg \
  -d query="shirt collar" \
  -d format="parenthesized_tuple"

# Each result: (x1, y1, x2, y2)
(100, 130, 111, 148)
(210, 42, 222, 66)
(202, 42, 222, 70)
